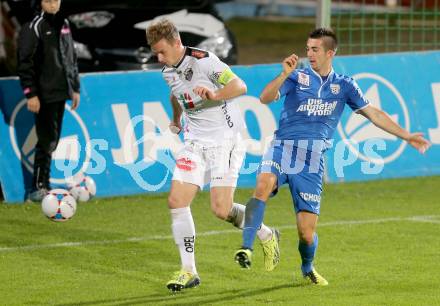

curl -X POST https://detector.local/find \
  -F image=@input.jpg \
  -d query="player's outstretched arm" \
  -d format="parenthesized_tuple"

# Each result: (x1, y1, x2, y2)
(405, 132, 432, 154)
(260, 53, 298, 104)
(193, 77, 247, 101)
(358, 105, 431, 154)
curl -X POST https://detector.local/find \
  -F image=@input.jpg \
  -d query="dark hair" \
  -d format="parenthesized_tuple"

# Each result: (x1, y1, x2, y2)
(30, 0, 41, 13)
(309, 28, 338, 52)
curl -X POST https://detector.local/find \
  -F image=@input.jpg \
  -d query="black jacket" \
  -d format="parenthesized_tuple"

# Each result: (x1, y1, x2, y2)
(17, 12, 80, 103)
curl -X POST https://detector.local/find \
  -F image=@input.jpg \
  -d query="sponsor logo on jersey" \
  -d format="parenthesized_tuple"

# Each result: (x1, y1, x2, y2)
(184, 67, 193, 81)
(191, 49, 208, 59)
(298, 72, 310, 86)
(221, 102, 234, 128)
(176, 158, 197, 171)
(296, 99, 338, 116)
(261, 160, 284, 174)
(330, 84, 340, 94)
(300, 192, 321, 203)
(178, 93, 195, 109)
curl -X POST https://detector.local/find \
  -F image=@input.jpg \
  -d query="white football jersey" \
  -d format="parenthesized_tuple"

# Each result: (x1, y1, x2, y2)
(162, 47, 246, 145)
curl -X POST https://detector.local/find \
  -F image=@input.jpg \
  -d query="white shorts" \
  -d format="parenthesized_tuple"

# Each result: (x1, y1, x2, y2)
(172, 136, 246, 189)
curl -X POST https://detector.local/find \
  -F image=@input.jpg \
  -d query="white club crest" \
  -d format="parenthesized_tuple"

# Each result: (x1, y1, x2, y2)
(330, 84, 340, 95)
(298, 72, 310, 86)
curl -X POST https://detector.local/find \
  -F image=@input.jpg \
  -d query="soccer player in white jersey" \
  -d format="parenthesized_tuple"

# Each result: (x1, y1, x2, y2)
(146, 19, 280, 292)
(234, 28, 431, 285)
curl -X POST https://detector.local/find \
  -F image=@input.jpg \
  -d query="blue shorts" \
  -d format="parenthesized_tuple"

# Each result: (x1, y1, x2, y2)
(258, 140, 325, 215)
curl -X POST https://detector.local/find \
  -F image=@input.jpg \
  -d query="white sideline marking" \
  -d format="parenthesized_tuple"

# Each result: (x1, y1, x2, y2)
(0, 215, 438, 253)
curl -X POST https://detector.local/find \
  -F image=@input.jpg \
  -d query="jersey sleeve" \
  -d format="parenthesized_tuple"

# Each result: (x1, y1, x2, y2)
(199, 53, 237, 86)
(279, 70, 298, 97)
(345, 78, 369, 112)
(17, 22, 40, 99)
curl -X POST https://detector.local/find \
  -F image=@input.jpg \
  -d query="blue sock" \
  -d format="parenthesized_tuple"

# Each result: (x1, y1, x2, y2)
(298, 233, 318, 274)
(242, 198, 266, 250)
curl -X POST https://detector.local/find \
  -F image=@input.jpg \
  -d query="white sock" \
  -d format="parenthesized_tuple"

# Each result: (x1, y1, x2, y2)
(227, 202, 273, 242)
(257, 223, 273, 242)
(170, 207, 197, 275)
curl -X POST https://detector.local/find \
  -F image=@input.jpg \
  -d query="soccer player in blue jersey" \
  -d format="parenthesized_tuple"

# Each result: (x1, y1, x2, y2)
(234, 28, 431, 285)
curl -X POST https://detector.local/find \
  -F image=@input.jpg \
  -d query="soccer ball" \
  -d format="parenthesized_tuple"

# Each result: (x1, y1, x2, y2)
(41, 189, 77, 222)
(69, 175, 96, 202)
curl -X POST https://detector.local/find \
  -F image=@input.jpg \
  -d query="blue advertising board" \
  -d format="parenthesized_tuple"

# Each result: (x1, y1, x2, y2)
(1, 51, 439, 202)
(328, 51, 440, 181)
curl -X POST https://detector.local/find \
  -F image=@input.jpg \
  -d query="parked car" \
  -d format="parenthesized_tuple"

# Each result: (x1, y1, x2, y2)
(0, 0, 20, 76)
(3, 0, 237, 73)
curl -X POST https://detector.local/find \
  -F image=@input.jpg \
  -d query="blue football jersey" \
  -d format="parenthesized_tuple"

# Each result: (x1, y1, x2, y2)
(275, 66, 369, 144)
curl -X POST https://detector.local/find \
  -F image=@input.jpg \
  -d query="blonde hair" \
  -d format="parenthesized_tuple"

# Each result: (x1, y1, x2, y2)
(146, 19, 180, 46)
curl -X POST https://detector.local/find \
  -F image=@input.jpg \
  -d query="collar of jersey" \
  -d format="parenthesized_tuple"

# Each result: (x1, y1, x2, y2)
(172, 47, 191, 69)
(308, 66, 335, 84)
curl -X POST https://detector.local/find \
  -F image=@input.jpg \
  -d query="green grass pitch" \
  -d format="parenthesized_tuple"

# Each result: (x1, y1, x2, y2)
(1, 176, 439, 305)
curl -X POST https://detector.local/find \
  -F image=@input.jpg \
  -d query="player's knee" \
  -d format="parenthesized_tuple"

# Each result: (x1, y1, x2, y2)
(298, 230, 314, 244)
(254, 179, 275, 200)
(168, 193, 184, 209)
(212, 208, 228, 220)
(210, 199, 229, 220)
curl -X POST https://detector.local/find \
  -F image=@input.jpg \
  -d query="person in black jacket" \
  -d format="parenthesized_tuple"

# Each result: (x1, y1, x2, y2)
(17, 0, 80, 202)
